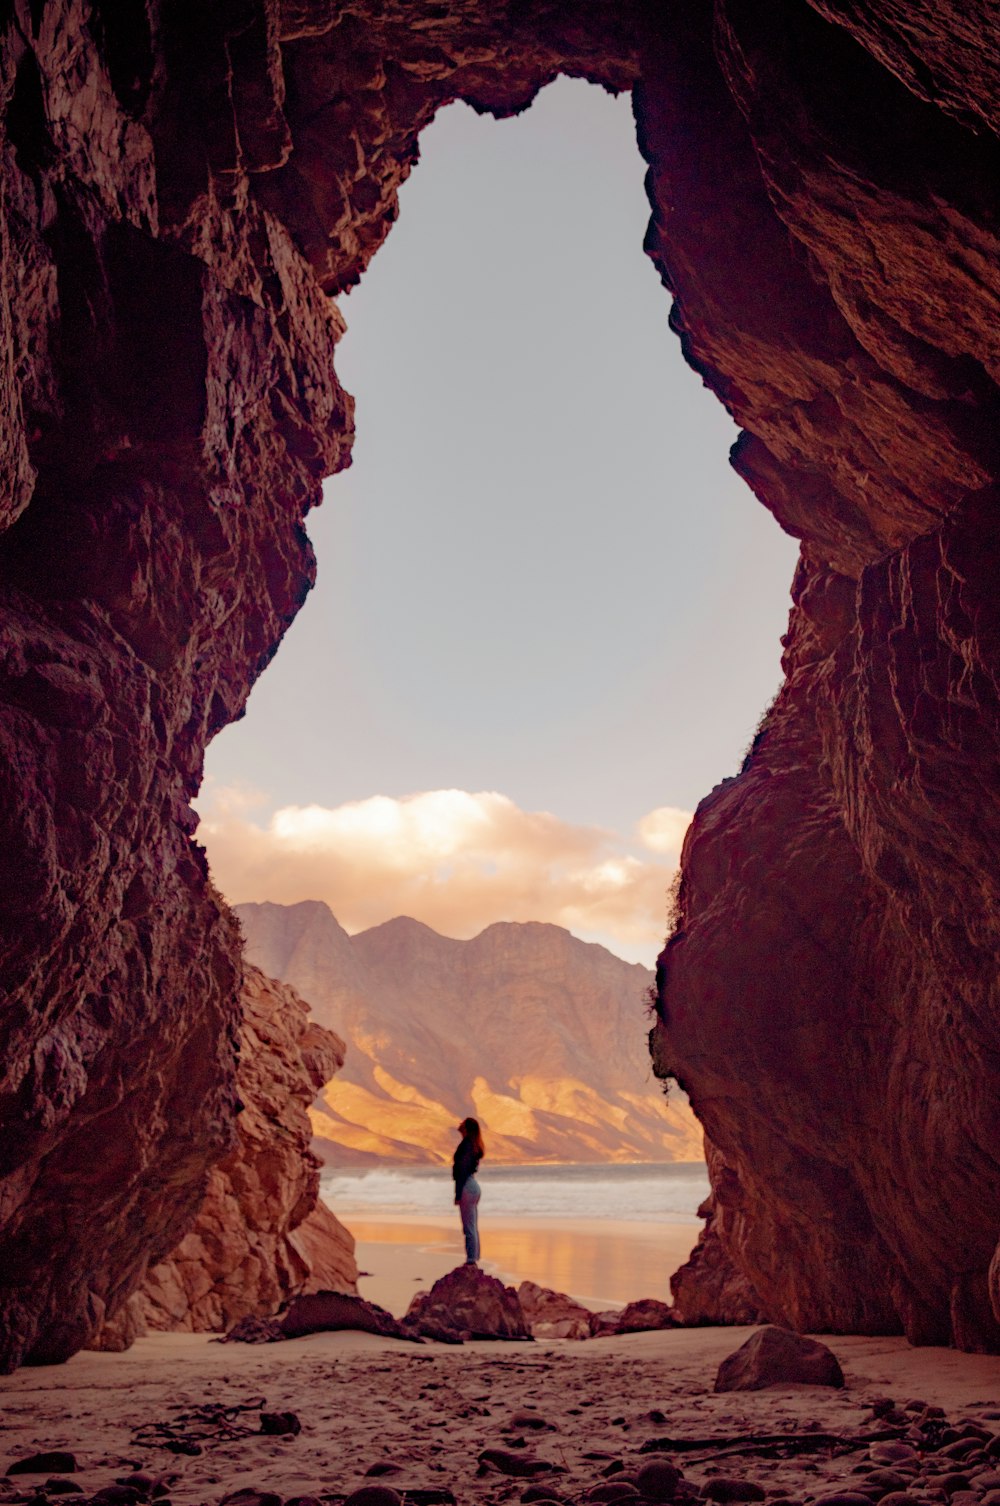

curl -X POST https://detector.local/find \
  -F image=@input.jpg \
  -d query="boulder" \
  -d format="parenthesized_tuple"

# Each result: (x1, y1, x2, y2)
(518, 1281, 594, 1340)
(586, 1299, 676, 1337)
(714, 1326, 845, 1391)
(615, 1299, 676, 1333)
(280, 1290, 412, 1341)
(405, 1264, 532, 1341)
(590, 1310, 625, 1337)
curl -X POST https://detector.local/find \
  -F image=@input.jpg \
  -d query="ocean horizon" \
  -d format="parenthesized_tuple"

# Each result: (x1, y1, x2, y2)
(320, 1159, 711, 1225)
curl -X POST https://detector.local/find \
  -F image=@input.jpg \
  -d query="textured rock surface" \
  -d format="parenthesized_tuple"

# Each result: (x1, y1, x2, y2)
(517, 1280, 594, 1340)
(714, 1326, 846, 1392)
(239, 902, 699, 1164)
(3, 0, 1000, 1368)
(279, 1289, 407, 1342)
(136, 965, 357, 1334)
(89, 964, 356, 1346)
(405, 1264, 532, 1341)
(646, 2, 1000, 1349)
(670, 1196, 769, 1328)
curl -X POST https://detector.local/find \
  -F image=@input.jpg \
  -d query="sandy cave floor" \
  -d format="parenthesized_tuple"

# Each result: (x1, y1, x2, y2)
(2, 1327, 1000, 1505)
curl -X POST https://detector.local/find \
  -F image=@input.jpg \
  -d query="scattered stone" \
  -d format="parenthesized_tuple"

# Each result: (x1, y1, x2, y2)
(407, 1266, 532, 1342)
(714, 1327, 845, 1391)
(522, 1488, 565, 1503)
(88, 1489, 143, 1506)
(859, 1471, 912, 1497)
(811, 1496, 879, 1506)
(218, 1492, 283, 1506)
(635, 1461, 681, 1502)
(511, 1410, 555, 1431)
(869, 1446, 919, 1467)
(45, 1481, 84, 1496)
(702, 1481, 766, 1503)
(118, 1475, 157, 1493)
(219, 1315, 284, 1345)
(343, 1489, 404, 1506)
(588, 1485, 640, 1503)
(7, 1453, 78, 1476)
(259, 1410, 301, 1435)
(868, 1496, 919, 1506)
(940, 1441, 984, 1460)
(478, 1449, 561, 1478)
(931, 1476, 974, 1496)
(364, 1463, 405, 1477)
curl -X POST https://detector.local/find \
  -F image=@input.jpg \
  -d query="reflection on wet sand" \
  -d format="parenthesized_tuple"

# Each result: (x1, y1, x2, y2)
(345, 1215, 699, 1308)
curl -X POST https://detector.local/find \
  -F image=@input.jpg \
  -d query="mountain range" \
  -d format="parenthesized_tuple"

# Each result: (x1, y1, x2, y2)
(236, 899, 702, 1165)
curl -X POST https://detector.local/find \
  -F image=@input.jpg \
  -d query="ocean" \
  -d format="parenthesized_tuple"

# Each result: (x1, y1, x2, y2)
(320, 1161, 711, 1223)
(320, 1162, 711, 1308)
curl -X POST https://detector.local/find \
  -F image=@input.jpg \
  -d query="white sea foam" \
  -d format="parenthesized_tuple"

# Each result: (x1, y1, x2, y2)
(320, 1161, 709, 1223)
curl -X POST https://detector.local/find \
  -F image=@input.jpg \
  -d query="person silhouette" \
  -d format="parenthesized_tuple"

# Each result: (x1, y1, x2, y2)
(452, 1116, 485, 1265)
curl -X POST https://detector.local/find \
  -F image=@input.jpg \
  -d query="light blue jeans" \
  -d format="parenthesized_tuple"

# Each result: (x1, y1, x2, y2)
(459, 1176, 481, 1262)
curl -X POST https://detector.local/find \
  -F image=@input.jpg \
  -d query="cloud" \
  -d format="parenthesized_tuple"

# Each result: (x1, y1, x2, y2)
(196, 784, 691, 959)
(636, 805, 692, 855)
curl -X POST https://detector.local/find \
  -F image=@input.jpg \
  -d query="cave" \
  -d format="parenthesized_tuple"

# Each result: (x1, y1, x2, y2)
(3, 0, 1000, 1373)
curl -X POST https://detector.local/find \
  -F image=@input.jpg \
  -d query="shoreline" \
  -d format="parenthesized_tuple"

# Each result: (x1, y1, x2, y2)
(345, 1213, 701, 1314)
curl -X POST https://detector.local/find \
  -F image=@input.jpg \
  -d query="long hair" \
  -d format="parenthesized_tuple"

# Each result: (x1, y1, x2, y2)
(460, 1116, 485, 1159)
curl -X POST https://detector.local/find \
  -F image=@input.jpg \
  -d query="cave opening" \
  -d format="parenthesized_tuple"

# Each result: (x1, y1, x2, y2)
(7, 0, 1000, 1374)
(198, 78, 799, 1303)
(202, 76, 798, 961)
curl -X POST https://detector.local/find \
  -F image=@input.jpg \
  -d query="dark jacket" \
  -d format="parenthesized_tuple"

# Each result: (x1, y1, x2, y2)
(452, 1138, 482, 1200)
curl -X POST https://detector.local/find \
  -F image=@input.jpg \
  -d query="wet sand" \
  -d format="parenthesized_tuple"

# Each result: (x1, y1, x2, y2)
(350, 1214, 701, 1314)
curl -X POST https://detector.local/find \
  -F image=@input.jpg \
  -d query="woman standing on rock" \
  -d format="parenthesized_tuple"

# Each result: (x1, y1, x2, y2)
(453, 1117, 485, 1265)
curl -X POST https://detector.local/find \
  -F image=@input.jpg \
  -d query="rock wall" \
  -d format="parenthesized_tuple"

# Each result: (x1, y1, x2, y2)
(646, 3, 1000, 1349)
(91, 963, 356, 1348)
(139, 964, 356, 1335)
(2, 0, 1000, 1366)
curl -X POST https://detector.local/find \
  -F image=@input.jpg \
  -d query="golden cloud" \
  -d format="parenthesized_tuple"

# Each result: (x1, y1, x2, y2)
(196, 784, 691, 957)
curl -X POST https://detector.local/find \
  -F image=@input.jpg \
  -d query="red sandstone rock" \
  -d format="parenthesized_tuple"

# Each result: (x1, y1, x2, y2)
(517, 1281, 594, 1340)
(280, 1289, 409, 1341)
(4, 0, 1000, 1369)
(586, 1298, 677, 1337)
(670, 1197, 768, 1327)
(136, 965, 357, 1334)
(714, 1326, 845, 1392)
(89, 966, 356, 1346)
(614, 1298, 677, 1334)
(405, 1264, 532, 1341)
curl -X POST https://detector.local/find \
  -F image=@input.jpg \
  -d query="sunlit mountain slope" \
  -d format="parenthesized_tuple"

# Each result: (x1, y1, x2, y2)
(237, 900, 702, 1165)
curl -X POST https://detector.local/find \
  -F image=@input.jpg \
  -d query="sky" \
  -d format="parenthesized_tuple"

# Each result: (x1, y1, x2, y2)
(199, 78, 799, 965)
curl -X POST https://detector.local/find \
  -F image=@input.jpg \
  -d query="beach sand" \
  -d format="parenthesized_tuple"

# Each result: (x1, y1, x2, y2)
(4, 1225, 1000, 1506)
(350, 1215, 702, 1314)
(3, 1319, 1000, 1506)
